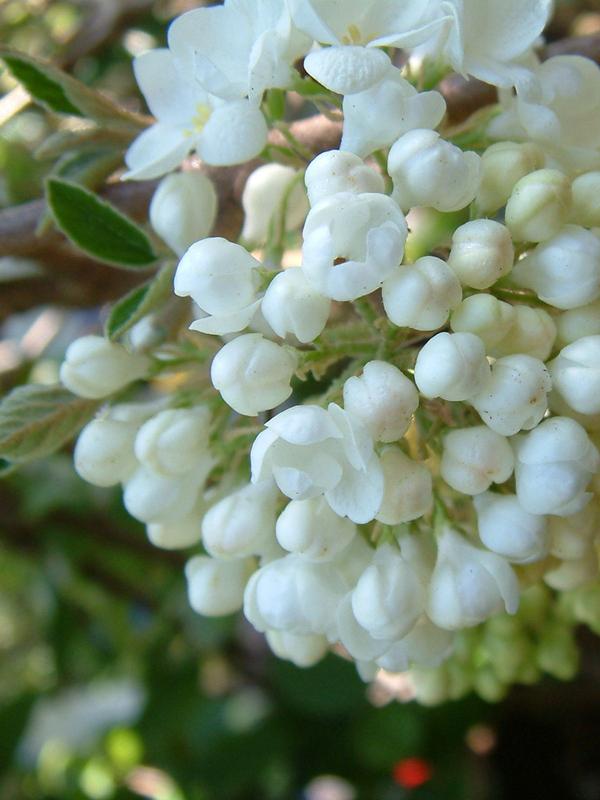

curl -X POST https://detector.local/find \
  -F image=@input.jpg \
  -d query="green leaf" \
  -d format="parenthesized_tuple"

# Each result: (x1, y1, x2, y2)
(46, 178, 157, 269)
(0, 46, 146, 130)
(105, 262, 176, 340)
(0, 384, 100, 464)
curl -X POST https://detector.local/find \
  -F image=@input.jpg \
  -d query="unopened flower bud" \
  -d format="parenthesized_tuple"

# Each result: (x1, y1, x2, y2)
(74, 416, 138, 487)
(448, 219, 514, 290)
(149, 172, 217, 256)
(304, 150, 384, 207)
(276, 496, 355, 562)
(493, 305, 557, 361)
(376, 448, 433, 524)
(382, 256, 462, 330)
(377, 619, 455, 672)
(414, 332, 490, 401)
(146, 506, 203, 550)
(570, 171, 600, 228)
(548, 501, 598, 560)
(388, 129, 481, 212)
(536, 623, 579, 680)
(545, 554, 599, 591)
(476, 141, 544, 213)
(514, 416, 600, 516)
(186, 556, 251, 616)
(505, 169, 572, 243)
(211, 333, 297, 416)
(60, 336, 149, 399)
(549, 335, 600, 415)
(511, 225, 600, 310)
(556, 299, 600, 345)
(124, 466, 205, 524)
(343, 360, 418, 443)
(451, 294, 515, 350)
(261, 268, 330, 344)
(135, 407, 211, 476)
(471, 354, 551, 436)
(440, 426, 514, 495)
(203, 481, 278, 559)
(474, 492, 549, 564)
(241, 163, 308, 244)
(266, 630, 328, 667)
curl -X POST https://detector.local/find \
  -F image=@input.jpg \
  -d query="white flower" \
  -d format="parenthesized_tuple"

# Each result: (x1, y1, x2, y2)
(169, 0, 311, 103)
(124, 49, 268, 180)
(251, 403, 384, 524)
(276, 496, 355, 561)
(491, 306, 557, 362)
(490, 56, 600, 172)
(448, 219, 514, 290)
(414, 332, 490, 401)
(571, 171, 600, 228)
(548, 502, 598, 561)
(451, 294, 515, 351)
(301, 192, 407, 301)
(244, 554, 346, 635)
(241, 164, 308, 245)
(123, 466, 208, 524)
(352, 543, 426, 641)
(60, 336, 149, 399)
(382, 256, 462, 331)
(266, 630, 328, 667)
(335, 593, 392, 662)
(376, 619, 455, 672)
(343, 360, 419, 443)
(557, 299, 600, 346)
(174, 238, 262, 335)
(514, 416, 600, 517)
(304, 150, 384, 207)
(426, 527, 519, 630)
(475, 141, 544, 213)
(505, 169, 572, 244)
(146, 509, 203, 550)
(388, 129, 481, 213)
(134, 407, 211, 477)
(186, 556, 252, 616)
(202, 480, 279, 559)
(471, 354, 551, 436)
(474, 492, 549, 564)
(375, 448, 433, 525)
(261, 268, 330, 343)
(440, 426, 514, 496)
(549, 336, 600, 415)
(74, 416, 138, 488)
(210, 333, 297, 416)
(341, 66, 446, 158)
(149, 172, 217, 256)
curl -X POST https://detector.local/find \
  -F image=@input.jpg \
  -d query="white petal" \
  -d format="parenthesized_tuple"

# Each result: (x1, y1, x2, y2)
(304, 45, 391, 95)
(266, 405, 342, 445)
(133, 48, 201, 124)
(197, 100, 268, 166)
(326, 456, 384, 524)
(188, 300, 261, 336)
(123, 124, 193, 181)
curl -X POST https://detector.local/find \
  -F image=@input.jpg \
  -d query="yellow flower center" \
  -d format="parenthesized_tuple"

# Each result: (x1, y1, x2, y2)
(341, 24, 363, 45)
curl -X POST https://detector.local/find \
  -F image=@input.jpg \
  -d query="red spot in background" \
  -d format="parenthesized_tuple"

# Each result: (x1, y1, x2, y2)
(393, 757, 433, 790)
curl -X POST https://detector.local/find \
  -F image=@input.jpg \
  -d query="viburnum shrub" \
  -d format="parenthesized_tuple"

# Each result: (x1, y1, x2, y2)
(3, 0, 600, 705)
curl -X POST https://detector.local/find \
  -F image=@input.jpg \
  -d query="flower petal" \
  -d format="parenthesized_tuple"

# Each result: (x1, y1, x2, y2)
(123, 124, 193, 181)
(197, 100, 268, 166)
(304, 45, 391, 95)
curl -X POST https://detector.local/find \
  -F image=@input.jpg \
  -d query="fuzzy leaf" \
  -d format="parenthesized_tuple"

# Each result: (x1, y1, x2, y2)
(46, 178, 157, 269)
(105, 262, 176, 340)
(0, 384, 100, 464)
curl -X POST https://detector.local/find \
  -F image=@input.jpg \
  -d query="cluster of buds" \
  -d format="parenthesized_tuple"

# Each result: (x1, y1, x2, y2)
(62, 0, 600, 697)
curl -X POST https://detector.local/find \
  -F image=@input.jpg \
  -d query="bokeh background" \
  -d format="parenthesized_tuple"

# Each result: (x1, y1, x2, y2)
(2, 2, 600, 798)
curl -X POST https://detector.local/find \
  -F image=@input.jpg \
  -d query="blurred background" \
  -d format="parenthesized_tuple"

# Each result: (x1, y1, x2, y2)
(2, 1, 600, 798)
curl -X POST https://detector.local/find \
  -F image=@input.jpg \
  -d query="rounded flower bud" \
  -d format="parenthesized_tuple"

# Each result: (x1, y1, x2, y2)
(301, 192, 407, 301)
(123, 466, 204, 524)
(261, 268, 330, 344)
(451, 294, 515, 350)
(135, 407, 211, 476)
(343, 360, 418, 443)
(475, 141, 544, 213)
(376, 619, 455, 672)
(211, 333, 297, 416)
(556, 299, 600, 346)
(376, 448, 433, 524)
(440, 426, 514, 495)
(473, 492, 549, 564)
(74, 416, 138, 487)
(544, 555, 599, 591)
(304, 150, 384, 207)
(549, 335, 600, 415)
(471, 354, 551, 436)
(352, 544, 425, 641)
(548, 502, 598, 561)
(335, 593, 391, 662)
(414, 332, 490, 401)
(493, 306, 557, 362)
(570, 171, 600, 228)
(186, 556, 251, 616)
(202, 481, 278, 559)
(448, 219, 514, 290)
(275, 496, 355, 562)
(382, 256, 462, 331)
(388, 129, 481, 213)
(60, 336, 149, 399)
(511, 225, 600, 310)
(514, 416, 600, 516)
(241, 163, 308, 244)
(174, 238, 261, 335)
(265, 630, 328, 668)
(146, 510, 202, 550)
(426, 527, 519, 630)
(149, 172, 217, 256)
(505, 169, 572, 243)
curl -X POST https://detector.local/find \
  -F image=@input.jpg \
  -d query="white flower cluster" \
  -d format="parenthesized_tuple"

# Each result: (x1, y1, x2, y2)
(63, 0, 600, 691)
